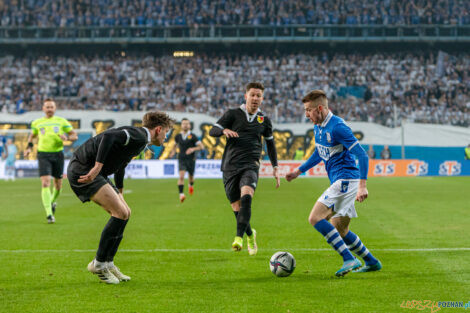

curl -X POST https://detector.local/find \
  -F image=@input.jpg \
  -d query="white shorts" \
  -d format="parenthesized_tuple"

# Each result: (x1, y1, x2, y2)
(317, 179, 359, 219)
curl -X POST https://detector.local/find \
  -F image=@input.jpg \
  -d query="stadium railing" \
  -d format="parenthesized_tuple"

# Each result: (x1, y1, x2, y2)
(0, 25, 469, 44)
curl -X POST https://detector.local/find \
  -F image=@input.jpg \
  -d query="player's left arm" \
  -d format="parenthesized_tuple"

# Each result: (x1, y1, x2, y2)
(333, 123, 369, 202)
(263, 117, 280, 188)
(114, 165, 126, 193)
(61, 119, 78, 141)
(186, 139, 205, 155)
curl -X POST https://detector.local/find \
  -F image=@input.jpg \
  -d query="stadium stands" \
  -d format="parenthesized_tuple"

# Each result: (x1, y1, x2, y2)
(0, 52, 468, 126)
(0, 0, 469, 27)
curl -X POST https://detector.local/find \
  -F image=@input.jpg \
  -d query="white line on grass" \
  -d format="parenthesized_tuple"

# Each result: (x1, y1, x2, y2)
(1, 248, 470, 253)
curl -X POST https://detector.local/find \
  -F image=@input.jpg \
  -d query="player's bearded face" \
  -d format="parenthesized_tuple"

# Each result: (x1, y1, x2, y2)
(245, 88, 263, 114)
(181, 121, 191, 132)
(43, 102, 56, 117)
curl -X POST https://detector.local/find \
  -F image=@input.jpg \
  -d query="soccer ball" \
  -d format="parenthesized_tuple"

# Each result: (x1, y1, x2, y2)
(269, 251, 296, 277)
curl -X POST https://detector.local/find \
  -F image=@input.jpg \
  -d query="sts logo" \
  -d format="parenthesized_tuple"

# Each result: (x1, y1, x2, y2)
(439, 161, 461, 176)
(406, 161, 428, 176)
(374, 161, 395, 176)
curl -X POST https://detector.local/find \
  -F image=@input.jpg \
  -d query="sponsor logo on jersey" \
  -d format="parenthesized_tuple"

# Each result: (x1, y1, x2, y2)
(53, 126, 59, 133)
(326, 132, 331, 143)
(373, 161, 396, 176)
(257, 116, 264, 124)
(406, 161, 428, 176)
(439, 161, 461, 176)
(40, 128, 46, 135)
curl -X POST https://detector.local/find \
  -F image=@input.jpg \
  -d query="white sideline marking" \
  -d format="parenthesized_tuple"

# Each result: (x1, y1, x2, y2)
(1, 248, 470, 253)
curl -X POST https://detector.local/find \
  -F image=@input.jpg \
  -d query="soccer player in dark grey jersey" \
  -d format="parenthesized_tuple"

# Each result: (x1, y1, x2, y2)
(67, 111, 174, 284)
(169, 118, 205, 202)
(209, 82, 280, 255)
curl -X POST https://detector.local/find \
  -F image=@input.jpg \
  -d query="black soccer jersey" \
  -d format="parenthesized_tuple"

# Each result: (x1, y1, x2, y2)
(72, 126, 149, 178)
(214, 105, 274, 172)
(175, 132, 199, 161)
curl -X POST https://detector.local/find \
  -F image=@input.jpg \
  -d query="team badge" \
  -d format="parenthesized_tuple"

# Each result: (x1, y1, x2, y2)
(257, 116, 264, 124)
(326, 132, 331, 143)
(53, 126, 59, 133)
(40, 128, 46, 135)
(188, 134, 192, 139)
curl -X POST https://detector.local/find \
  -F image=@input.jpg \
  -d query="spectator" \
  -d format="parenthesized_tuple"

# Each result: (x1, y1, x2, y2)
(367, 145, 376, 159)
(380, 145, 392, 159)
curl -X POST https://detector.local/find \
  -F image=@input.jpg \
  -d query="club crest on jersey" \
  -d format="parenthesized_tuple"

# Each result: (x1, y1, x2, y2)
(257, 116, 264, 124)
(53, 126, 59, 133)
(40, 128, 46, 135)
(187, 134, 192, 139)
(326, 132, 331, 143)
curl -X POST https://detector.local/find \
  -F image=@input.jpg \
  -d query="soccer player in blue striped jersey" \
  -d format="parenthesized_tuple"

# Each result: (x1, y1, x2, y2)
(286, 90, 382, 277)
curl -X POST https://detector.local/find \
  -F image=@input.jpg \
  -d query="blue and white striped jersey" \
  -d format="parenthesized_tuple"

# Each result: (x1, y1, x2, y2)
(300, 111, 367, 184)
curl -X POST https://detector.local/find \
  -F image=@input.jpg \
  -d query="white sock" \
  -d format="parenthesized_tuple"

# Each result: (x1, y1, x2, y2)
(107, 261, 114, 268)
(94, 259, 106, 269)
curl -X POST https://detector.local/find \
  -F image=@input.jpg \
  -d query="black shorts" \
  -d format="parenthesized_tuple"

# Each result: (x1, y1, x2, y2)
(67, 159, 119, 203)
(38, 151, 64, 178)
(178, 158, 196, 176)
(222, 168, 259, 203)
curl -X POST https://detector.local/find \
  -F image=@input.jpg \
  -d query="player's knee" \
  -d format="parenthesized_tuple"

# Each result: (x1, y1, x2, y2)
(41, 179, 50, 188)
(308, 214, 320, 226)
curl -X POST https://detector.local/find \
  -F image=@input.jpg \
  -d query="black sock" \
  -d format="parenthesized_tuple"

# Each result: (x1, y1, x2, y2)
(96, 216, 126, 262)
(233, 211, 252, 236)
(106, 219, 129, 262)
(236, 195, 252, 237)
(178, 184, 184, 193)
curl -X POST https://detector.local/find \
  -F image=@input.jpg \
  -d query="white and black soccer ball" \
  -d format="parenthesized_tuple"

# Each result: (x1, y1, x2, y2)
(269, 251, 296, 277)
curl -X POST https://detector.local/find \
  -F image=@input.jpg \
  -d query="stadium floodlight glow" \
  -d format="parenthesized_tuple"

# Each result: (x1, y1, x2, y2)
(173, 51, 194, 58)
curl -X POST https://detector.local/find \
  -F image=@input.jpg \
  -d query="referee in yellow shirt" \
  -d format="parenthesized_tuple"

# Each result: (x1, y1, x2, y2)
(25, 99, 77, 223)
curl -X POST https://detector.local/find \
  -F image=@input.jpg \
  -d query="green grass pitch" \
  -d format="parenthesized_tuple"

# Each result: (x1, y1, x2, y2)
(0, 177, 469, 313)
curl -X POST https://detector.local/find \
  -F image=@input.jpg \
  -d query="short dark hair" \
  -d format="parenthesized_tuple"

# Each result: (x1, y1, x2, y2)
(142, 111, 174, 129)
(44, 98, 54, 103)
(302, 90, 327, 106)
(181, 118, 190, 122)
(245, 82, 265, 92)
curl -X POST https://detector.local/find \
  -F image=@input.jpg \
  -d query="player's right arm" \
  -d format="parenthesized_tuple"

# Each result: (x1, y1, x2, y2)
(78, 129, 128, 183)
(209, 110, 238, 138)
(286, 149, 322, 182)
(24, 122, 39, 157)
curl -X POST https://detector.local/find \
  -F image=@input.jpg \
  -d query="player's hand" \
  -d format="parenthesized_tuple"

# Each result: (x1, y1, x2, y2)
(273, 167, 280, 188)
(60, 134, 68, 141)
(78, 164, 102, 183)
(356, 186, 368, 202)
(285, 169, 301, 182)
(186, 148, 194, 155)
(24, 148, 31, 157)
(223, 129, 239, 138)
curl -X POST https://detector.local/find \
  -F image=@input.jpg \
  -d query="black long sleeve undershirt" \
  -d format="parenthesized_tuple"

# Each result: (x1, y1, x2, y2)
(209, 126, 224, 137)
(265, 139, 278, 168)
(114, 166, 125, 189)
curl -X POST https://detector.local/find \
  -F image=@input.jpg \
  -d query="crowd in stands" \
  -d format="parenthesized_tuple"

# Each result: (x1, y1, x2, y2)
(0, 0, 469, 27)
(0, 51, 468, 127)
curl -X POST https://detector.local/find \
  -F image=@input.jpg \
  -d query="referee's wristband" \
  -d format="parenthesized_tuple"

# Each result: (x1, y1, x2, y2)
(27, 142, 33, 148)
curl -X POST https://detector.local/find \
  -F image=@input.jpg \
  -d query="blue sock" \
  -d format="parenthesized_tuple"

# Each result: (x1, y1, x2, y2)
(314, 219, 354, 262)
(343, 231, 378, 265)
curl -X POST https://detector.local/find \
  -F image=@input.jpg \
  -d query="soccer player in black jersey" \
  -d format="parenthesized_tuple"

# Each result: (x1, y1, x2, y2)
(209, 82, 280, 255)
(67, 111, 174, 284)
(169, 118, 205, 202)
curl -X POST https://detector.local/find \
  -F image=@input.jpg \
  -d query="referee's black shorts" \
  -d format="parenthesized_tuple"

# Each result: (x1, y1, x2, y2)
(178, 158, 196, 176)
(37, 151, 64, 178)
(67, 158, 119, 203)
(222, 168, 259, 203)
